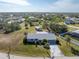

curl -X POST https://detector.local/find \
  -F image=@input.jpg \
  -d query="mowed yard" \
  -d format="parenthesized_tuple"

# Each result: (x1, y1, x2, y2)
(0, 23, 50, 57)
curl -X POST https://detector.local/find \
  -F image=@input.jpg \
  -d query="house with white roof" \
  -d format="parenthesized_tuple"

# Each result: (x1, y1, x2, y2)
(65, 17, 79, 24)
(26, 32, 56, 45)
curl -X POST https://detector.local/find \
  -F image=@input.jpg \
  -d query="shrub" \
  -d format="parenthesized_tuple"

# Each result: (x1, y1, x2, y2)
(43, 43, 50, 49)
(42, 39, 48, 45)
(23, 37, 27, 45)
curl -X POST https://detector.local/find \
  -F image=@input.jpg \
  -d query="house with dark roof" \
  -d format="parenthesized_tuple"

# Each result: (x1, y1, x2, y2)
(68, 30, 79, 38)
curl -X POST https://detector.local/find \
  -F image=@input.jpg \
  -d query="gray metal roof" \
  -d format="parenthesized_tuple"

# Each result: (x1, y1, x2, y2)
(72, 30, 79, 34)
(27, 32, 56, 40)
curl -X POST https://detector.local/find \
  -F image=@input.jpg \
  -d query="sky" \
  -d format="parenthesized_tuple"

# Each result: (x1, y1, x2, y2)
(0, 0, 79, 12)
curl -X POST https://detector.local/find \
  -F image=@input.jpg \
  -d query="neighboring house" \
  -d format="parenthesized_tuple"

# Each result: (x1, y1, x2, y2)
(65, 17, 79, 24)
(35, 26, 42, 31)
(7, 17, 25, 24)
(68, 30, 79, 38)
(26, 32, 56, 45)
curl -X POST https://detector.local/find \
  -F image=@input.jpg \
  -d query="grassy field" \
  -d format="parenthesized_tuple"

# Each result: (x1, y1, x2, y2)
(0, 22, 50, 57)
(58, 35, 79, 56)
(67, 27, 78, 31)
(65, 36, 79, 51)
(70, 24, 79, 27)
(11, 40, 50, 57)
(57, 36, 74, 56)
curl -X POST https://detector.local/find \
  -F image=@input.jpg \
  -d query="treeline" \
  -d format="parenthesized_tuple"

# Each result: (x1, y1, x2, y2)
(0, 20, 21, 34)
(4, 22, 21, 34)
(50, 23, 68, 34)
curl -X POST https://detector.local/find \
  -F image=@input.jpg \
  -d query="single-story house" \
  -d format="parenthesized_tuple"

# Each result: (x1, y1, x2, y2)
(65, 17, 79, 24)
(68, 30, 79, 38)
(35, 26, 42, 31)
(26, 32, 56, 45)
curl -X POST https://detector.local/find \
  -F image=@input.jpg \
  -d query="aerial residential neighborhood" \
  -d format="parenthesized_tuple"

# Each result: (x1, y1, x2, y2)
(0, 0, 79, 59)
(0, 12, 79, 59)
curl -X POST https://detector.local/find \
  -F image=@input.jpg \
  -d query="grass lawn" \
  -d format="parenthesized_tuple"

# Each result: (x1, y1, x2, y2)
(57, 36, 74, 56)
(70, 24, 79, 27)
(69, 36, 79, 43)
(67, 26, 78, 31)
(65, 35, 79, 52)
(11, 41, 50, 57)
(58, 35, 79, 56)
(27, 26, 36, 33)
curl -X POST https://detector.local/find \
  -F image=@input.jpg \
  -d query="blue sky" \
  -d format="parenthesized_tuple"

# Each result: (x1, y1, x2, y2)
(0, 0, 79, 12)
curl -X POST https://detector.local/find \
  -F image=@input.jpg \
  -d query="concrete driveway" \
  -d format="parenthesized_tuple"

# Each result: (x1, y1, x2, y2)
(48, 38, 64, 57)
(50, 45, 64, 57)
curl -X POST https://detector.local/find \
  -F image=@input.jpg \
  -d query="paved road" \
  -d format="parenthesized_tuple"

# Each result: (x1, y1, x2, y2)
(55, 56, 79, 59)
(0, 53, 50, 59)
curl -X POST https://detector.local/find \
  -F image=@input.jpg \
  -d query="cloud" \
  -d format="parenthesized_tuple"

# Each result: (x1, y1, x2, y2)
(0, 0, 30, 6)
(50, 0, 79, 12)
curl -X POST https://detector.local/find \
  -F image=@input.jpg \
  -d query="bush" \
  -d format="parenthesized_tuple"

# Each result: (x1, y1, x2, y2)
(43, 43, 50, 49)
(42, 39, 48, 45)
(23, 37, 27, 45)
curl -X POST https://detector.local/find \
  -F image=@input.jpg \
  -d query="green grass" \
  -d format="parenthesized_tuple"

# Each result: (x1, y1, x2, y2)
(65, 35, 79, 52)
(11, 43, 50, 57)
(58, 35, 79, 56)
(57, 36, 74, 56)
(70, 43, 79, 51)
(70, 24, 79, 27)
(67, 26, 78, 31)
(27, 26, 36, 33)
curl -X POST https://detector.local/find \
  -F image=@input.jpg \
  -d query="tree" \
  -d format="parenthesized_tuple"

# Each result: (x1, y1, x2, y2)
(4, 22, 21, 34)
(43, 43, 50, 49)
(51, 15, 64, 23)
(23, 32, 28, 45)
(42, 39, 48, 45)
(50, 23, 68, 34)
